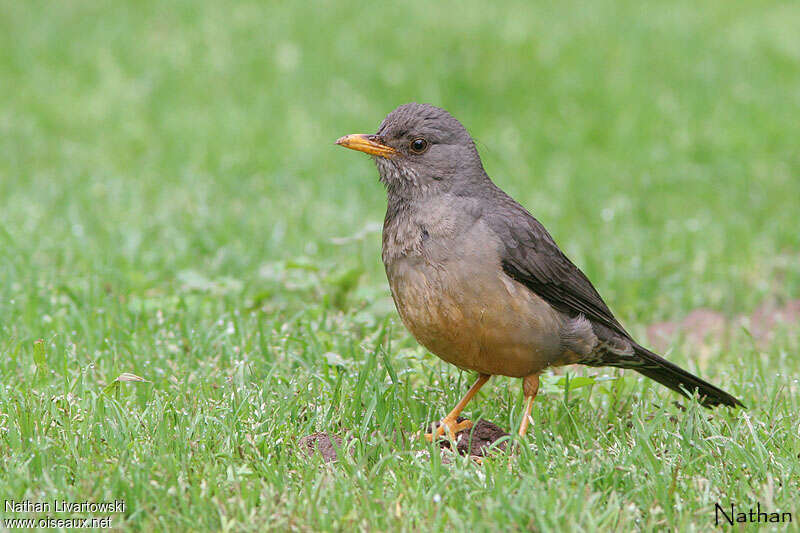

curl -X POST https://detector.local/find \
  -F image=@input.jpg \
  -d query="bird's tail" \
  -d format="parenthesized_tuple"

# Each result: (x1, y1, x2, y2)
(631, 344, 744, 408)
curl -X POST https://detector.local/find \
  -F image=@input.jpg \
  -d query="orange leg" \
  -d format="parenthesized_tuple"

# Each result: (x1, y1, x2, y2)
(517, 373, 540, 437)
(425, 374, 490, 441)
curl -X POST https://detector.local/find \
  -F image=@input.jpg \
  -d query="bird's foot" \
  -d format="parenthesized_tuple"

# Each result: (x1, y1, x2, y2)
(424, 417, 473, 442)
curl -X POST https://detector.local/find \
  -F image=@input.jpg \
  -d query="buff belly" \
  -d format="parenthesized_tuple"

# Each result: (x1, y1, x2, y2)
(386, 258, 568, 378)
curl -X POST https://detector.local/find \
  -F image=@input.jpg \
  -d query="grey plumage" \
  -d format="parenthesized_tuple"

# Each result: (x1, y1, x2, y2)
(340, 102, 742, 410)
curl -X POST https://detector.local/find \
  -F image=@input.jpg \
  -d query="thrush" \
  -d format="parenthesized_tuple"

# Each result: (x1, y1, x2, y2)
(336, 103, 742, 441)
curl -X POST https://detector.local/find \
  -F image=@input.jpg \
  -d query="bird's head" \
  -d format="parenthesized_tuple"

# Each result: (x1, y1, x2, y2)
(336, 103, 488, 199)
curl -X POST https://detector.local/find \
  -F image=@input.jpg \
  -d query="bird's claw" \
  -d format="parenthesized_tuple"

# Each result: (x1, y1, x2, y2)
(424, 417, 473, 442)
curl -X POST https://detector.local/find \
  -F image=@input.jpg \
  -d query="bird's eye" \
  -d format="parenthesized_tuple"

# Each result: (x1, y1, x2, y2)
(409, 138, 429, 154)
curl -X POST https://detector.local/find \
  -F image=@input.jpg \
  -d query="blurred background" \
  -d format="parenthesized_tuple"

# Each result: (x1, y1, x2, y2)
(0, 1, 799, 529)
(2, 0, 798, 323)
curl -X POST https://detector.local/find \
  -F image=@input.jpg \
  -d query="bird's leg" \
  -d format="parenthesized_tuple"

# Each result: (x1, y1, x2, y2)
(517, 373, 540, 437)
(425, 374, 490, 442)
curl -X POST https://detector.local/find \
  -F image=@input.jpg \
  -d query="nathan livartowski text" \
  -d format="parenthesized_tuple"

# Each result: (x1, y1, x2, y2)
(4, 499, 125, 513)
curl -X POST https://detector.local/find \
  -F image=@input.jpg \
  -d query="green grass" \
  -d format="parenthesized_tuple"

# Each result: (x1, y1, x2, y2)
(1, 0, 799, 531)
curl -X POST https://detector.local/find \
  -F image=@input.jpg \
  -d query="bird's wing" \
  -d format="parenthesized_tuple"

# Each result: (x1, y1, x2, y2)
(485, 195, 630, 339)
(484, 193, 744, 408)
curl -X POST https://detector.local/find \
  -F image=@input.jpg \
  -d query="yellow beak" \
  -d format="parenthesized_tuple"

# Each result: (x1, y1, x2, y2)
(335, 134, 397, 158)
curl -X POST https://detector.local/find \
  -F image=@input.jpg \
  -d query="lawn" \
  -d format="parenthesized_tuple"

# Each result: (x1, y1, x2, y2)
(1, 0, 799, 531)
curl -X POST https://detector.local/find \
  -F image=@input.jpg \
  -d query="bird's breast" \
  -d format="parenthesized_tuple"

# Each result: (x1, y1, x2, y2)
(383, 216, 567, 377)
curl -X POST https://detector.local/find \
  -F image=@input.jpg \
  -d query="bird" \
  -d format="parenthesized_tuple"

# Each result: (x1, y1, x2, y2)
(336, 103, 743, 441)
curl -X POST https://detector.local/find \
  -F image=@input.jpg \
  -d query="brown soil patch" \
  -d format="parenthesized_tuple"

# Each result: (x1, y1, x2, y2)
(647, 308, 728, 352)
(646, 299, 800, 352)
(744, 299, 800, 342)
(297, 432, 345, 463)
(429, 417, 509, 458)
